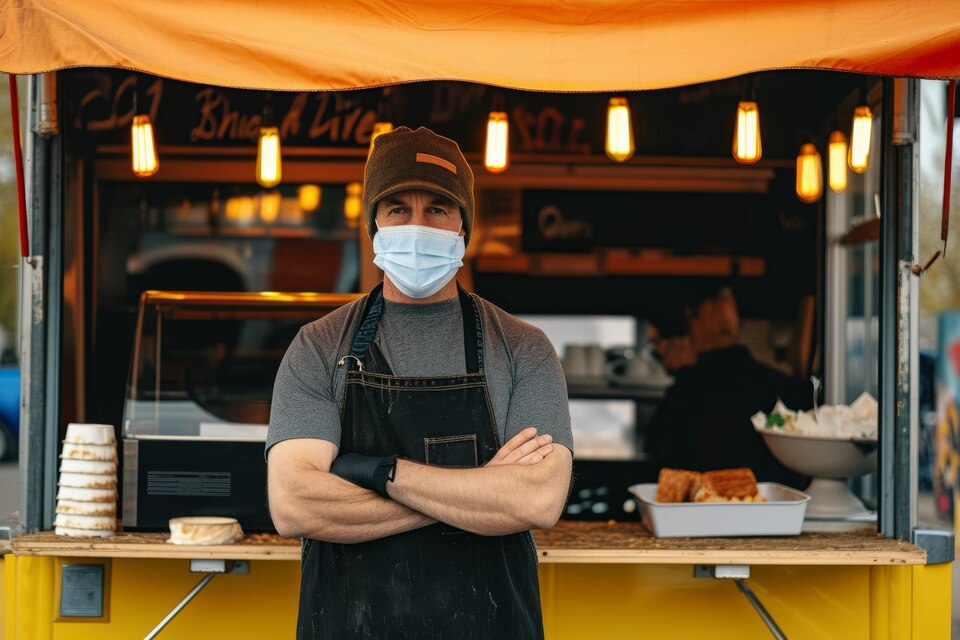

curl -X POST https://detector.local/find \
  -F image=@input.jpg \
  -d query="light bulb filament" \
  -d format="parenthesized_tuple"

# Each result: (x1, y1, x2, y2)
(484, 112, 509, 173)
(605, 98, 635, 162)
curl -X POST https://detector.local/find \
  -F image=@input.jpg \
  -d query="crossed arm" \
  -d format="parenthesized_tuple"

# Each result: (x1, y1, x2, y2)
(267, 427, 572, 543)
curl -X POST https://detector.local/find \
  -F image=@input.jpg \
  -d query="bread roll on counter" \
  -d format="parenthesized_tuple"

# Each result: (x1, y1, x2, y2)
(168, 517, 244, 545)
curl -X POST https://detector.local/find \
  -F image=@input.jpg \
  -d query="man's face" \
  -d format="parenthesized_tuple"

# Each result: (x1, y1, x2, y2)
(688, 291, 740, 352)
(373, 190, 463, 235)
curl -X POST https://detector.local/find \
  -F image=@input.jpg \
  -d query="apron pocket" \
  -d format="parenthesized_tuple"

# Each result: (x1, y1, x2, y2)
(424, 434, 479, 467)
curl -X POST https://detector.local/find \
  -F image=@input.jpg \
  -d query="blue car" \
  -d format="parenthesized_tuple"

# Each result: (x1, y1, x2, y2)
(0, 366, 19, 460)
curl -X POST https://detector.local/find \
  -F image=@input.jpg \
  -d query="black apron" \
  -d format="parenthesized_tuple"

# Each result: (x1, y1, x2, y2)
(297, 284, 544, 640)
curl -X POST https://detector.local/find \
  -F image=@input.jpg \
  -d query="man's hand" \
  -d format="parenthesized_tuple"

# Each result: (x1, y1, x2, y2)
(654, 335, 697, 373)
(485, 427, 554, 467)
(386, 429, 572, 535)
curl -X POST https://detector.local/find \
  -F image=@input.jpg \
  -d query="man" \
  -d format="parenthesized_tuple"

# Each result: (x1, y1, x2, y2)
(645, 286, 810, 488)
(266, 126, 574, 639)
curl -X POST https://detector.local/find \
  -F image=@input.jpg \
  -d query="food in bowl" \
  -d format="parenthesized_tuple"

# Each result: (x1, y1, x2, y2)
(751, 392, 878, 440)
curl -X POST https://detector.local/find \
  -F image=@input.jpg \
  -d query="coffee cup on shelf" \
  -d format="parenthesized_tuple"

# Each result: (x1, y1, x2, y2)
(563, 344, 606, 379)
(562, 345, 588, 378)
(584, 344, 605, 378)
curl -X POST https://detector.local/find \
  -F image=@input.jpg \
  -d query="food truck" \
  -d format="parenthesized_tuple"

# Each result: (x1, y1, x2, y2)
(1, 1, 958, 638)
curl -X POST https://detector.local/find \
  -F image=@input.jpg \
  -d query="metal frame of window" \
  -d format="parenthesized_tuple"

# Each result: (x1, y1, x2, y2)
(878, 78, 920, 541)
(16, 75, 929, 545)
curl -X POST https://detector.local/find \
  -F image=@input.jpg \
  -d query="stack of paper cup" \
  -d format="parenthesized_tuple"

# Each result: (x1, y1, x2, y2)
(54, 423, 118, 537)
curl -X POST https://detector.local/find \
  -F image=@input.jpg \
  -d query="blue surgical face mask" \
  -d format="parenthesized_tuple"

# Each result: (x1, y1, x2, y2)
(373, 223, 466, 298)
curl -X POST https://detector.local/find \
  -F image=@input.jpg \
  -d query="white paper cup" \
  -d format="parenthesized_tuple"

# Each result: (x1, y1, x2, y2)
(59, 459, 118, 475)
(60, 443, 117, 462)
(53, 513, 116, 531)
(58, 472, 117, 489)
(56, 486, 117, 503)
(64, 423, 116, 446)
(55, 526, 114, 538)
(56, 500, 117, 516)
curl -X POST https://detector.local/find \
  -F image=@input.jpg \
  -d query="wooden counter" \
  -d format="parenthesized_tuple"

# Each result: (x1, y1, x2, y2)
(10, 521, 926, 566)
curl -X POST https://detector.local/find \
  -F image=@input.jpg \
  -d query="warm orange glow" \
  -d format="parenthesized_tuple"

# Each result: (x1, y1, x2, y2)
(848, 106, 872, 173)
(256, 126, 282, 188)
(796, 143, 822, 203)
(484, 112, 509, 173)
(225, 196, 257, 223)
(344, 182, 362, 228)
(732, 101, 762, 164)
(828, 131, 848, 192)
(131, 115, 159, 177)
(298, 184, 322, 212)
(605, 97, 635, 162)
(260, 191, 281, 223)
(369, 121, 394, 153)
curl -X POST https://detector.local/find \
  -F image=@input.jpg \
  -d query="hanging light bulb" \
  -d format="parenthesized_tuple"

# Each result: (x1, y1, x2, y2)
(344, 182, 362, 228)
(796, 143, 823, 203)
(256, 126, 282, 188)
(605, 97, 635, 162)
(131, 115, 159, 177)
(369, 121, 394, 154)
(732, 101, 762, 164)
(483, 112, 509, 173)
(828, 131, 848, 192)
(298, 184, 322, 213)
(848, 106, 872, 173)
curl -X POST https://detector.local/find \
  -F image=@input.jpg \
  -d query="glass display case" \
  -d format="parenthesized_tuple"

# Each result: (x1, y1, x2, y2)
(122, 290, 360, 531)
(517, 314, 667, 520)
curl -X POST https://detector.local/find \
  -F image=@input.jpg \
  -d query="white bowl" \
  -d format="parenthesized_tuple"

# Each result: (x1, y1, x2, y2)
(759, 429, 877, 519)
(759, 429, 877, 478)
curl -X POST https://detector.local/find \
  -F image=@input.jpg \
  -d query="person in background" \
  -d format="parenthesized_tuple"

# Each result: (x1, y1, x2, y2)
(266, 127, 573, 640)
(645, 285, 811, 488)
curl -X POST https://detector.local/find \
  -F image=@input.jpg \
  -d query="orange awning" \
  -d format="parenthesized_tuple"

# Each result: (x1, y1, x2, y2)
(1, 1, 959, 91)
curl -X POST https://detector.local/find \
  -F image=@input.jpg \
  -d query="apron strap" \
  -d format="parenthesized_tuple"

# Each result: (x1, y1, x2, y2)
(458, 285, 483, 375)
(346, 282, 484, 374)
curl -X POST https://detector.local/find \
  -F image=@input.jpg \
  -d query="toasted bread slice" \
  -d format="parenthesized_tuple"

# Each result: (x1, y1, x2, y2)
(690, 474, 723, 502)
(656, 468, 699, 502)
(703, 467, 759, 499)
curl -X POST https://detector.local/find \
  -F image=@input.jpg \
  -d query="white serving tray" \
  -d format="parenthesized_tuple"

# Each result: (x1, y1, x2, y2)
(628, 482, 811, 538)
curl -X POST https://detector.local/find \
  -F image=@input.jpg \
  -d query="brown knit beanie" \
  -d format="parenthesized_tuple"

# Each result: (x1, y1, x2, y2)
(363, 126, 475, 246)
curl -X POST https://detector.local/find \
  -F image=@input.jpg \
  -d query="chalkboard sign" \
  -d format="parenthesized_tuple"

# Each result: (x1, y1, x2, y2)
(63, 70, 604, 155)
(522, 189, 769, 255)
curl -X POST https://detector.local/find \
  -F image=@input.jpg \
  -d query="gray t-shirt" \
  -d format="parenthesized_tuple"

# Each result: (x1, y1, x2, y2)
(266, 293, 573, 458)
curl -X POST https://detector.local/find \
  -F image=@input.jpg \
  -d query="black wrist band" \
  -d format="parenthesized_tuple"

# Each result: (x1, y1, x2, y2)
(372, 455, 398, 499)
(330, 452, 397, 499)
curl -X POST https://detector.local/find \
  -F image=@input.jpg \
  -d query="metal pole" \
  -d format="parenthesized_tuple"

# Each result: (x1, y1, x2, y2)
(143, 573, 218, 640)
(20, 74, 49, 534)
(878, 79, 897, 538)
(43, 127, 63, 531)
(878, 77, 918, 541)
(734, 580, 788, 640)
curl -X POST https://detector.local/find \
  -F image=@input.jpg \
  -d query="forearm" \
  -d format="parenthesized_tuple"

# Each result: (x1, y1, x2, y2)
(386, 456, 570, 536)
(270, 465, 434, 543)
